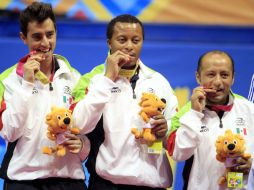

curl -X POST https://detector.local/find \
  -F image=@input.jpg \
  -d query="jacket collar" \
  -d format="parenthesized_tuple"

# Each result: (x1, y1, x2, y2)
(138, 60, 155, 79)
(16, 54, 71, 79)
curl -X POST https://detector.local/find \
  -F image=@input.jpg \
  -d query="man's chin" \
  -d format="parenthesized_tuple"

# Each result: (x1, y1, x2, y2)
(122, 62, 137, 69)
(207, 97, 227, 105)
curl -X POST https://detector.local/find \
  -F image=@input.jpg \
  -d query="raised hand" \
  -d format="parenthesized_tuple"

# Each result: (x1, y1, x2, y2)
(23, 52, 45, 83)
(105, 50, 131, 81)
(191, 86, 216, 112)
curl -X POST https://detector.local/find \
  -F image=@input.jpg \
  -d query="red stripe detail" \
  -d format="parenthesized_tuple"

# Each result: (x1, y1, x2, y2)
(85, 87, 89, 95)
(243, 128, 247, 135)
(69, 87, 88, 112)
(167, 130, 177, 156)
(69, 102, 77, 113)
(208, 103, 233, 112)
(0, 99, 6, 131)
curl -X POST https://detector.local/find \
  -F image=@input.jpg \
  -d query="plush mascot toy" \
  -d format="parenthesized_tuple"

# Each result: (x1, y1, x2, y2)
(131, 92, 166, 145)
(215, 129, 251, 185)
(42, 106, 80, 156)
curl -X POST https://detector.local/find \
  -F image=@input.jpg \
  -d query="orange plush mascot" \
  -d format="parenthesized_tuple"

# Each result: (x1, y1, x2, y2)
(215, 129, 251, 185)
(131, 93, 166, 145)
(42, 107, 80, 156)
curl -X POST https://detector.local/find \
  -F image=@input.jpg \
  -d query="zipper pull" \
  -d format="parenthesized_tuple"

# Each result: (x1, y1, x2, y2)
(219, 119, 223, 128)
(49, 82, 53, 91)
(133, 92, 136, 99)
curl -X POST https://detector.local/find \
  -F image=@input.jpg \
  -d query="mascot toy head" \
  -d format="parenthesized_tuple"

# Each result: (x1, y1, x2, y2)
(215, 129, 251, 185)
(139, 92, 166, 123)
(45, 107, 73, 136)
(216, 129, 246, 162)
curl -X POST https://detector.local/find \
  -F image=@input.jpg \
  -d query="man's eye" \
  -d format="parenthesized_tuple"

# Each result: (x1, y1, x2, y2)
(47, 32, 54, 38)
(33, 35, 41, 41)
(118, 38, 125, 43)
(133, 39, 140, 44)
(221, 74, 229, 78)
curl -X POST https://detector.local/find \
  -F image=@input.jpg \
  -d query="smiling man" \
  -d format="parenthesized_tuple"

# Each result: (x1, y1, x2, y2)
(71, 14, 178, 190)
(0, 2, 90, 190)
(167, 50, 254, 190)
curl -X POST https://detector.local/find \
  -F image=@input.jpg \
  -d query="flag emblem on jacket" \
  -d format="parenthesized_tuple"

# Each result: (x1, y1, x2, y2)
(63, 96, 73, 104)
(236, 128, 247, 135)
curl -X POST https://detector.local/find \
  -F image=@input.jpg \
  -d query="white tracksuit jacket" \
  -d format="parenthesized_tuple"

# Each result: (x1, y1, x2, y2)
(172, 94, 254, 190)
(0, 54, 90, 180)
(73, 61, 178, 188)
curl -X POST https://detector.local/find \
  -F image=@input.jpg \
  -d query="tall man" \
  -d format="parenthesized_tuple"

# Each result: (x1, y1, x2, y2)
(167, 50, 254, 189)
(0, 2, 89, 190)
(72, 14, 178, 189)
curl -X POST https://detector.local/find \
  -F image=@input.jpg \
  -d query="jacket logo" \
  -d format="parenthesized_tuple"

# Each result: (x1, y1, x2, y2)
(235, 117, 245, 126)
(200, 125, 209, 133)
(147, 88, 155, 93)
(32, 87, 38, 94)
(111, 87, 121, 93)
(235, 117, 247, 135)
(63, 86, 72, 95)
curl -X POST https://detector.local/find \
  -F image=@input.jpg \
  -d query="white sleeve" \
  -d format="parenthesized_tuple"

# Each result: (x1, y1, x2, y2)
(72, 75, 115, 134)
(1, 79, 35, 142)
(172, 109, 204, 161)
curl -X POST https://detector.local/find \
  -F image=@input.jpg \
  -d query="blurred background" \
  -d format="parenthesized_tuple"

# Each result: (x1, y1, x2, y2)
(0, 0, 254, 189)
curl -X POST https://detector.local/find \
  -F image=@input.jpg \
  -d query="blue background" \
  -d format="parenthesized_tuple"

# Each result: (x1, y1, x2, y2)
(0, 17, 254, 189)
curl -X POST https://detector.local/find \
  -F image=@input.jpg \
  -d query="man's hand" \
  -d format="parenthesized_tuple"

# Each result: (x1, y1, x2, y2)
(151, 114, 168, 138)
(105, 50, 131, 81)
(64, 133, 82, 154)
(233, 157, 252, 174)
(191, 86, 216, 112)
(23, 52, 45, 83)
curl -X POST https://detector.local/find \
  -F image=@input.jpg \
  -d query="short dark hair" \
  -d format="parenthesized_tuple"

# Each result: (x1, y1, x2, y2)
(106, 14, 144, 40)
(19, 2, 56, 36)
(197, 50, 235, 74)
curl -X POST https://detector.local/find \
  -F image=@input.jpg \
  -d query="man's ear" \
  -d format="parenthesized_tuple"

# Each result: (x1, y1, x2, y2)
(107, 39, 111, 50)
(231, 73, 235, 86)
(20, 32, 27, 45)
(196, 71, 201, 85)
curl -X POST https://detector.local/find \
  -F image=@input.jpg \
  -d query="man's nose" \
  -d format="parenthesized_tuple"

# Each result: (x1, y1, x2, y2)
(41, 35, 49, 46)
(125, 40, 133, 50)
(213, 75, 223, 85)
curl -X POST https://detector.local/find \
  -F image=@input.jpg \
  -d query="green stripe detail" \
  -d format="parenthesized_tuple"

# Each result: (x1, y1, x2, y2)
(72, 64, 105, 102)
(233, 93, 246, 100)
(170, 101, 191, 133)
(0, 64, 17, 104)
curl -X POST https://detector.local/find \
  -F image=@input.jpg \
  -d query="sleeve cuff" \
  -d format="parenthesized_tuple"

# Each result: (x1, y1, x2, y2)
(78, 135, 91, 161)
